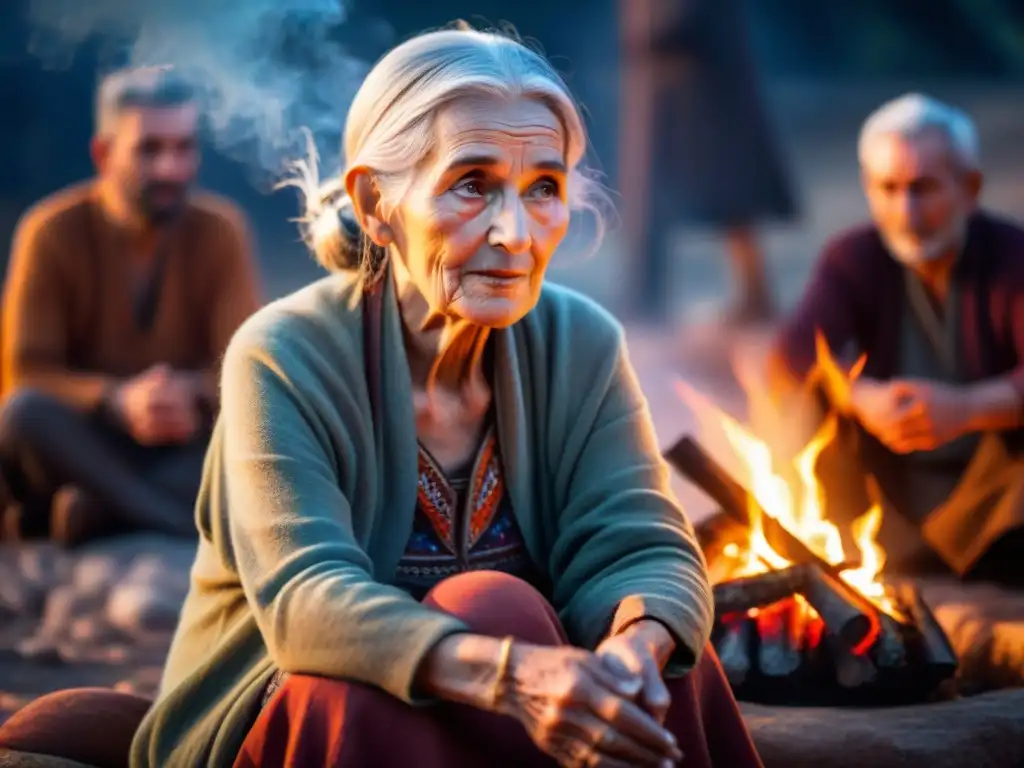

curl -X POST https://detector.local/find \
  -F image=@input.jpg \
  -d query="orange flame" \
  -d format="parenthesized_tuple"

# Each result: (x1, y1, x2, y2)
(677, 332, 895, 616)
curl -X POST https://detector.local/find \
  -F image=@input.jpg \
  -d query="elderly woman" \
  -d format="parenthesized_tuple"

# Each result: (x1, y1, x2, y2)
(0, 25, 761, 768)
(129, 26, 761, 768)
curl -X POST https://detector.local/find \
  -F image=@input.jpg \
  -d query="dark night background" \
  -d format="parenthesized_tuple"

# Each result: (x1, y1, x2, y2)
(0, 0, 1023, 300)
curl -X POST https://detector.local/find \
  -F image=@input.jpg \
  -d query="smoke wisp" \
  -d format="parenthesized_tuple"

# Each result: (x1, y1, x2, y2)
(25, 0, 392, 186)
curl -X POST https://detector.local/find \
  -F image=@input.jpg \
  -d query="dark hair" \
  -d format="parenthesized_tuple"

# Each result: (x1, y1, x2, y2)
(95, 66, 196, 136)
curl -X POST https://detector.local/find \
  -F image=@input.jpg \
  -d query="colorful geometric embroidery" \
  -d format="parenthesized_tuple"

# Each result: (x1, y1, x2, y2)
(414, 428, 504, 555)
(467, 434, 503, 548)
(396, 426, 537, 599)
(416, 450, 458, 553)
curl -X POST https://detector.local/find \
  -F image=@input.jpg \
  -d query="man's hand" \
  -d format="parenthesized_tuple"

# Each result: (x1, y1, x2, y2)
(111, 364, 201, 446)
(849, 378, 907, 442)
(596, 620, 677, 726)
(852, 378, 969, 454)
(884, 379, 971, 454)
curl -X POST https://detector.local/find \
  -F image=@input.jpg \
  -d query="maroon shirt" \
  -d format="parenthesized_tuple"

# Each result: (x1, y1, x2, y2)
(776, 211, 1024, 400)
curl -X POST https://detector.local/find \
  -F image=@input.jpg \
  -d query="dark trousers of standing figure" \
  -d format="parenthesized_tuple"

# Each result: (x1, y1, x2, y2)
(236, 571, 764, 768)
(0, 388, 206, 543)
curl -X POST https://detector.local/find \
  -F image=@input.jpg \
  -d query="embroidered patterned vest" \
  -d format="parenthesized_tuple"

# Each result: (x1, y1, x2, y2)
(393, 425, 540, 600)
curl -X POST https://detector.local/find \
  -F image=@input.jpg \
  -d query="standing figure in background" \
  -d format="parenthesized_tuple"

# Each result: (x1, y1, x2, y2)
(619, 0, 798, 323)
(0, 66, 262, 547)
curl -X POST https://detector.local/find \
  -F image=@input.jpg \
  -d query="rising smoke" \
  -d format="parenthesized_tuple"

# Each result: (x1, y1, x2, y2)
(24, 0, 392, 186)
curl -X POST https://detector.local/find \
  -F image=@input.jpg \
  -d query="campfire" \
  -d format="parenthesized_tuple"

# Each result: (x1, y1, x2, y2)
(665, 337, 957, 706)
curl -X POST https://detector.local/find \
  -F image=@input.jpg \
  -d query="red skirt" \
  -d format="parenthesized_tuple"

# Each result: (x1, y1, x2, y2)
(235, 571, 763, 768)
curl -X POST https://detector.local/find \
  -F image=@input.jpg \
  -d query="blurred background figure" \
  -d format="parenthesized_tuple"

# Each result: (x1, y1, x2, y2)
(619, 0, 798, 325)
(0, 66, 261, 548)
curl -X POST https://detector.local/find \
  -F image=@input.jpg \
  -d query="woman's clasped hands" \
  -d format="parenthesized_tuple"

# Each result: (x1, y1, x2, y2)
(493, 621, 684, 767)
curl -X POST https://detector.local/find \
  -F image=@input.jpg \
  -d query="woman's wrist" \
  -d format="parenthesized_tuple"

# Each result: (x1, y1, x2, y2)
(621, 618, 677, 661)
(414, 632, 508, 709)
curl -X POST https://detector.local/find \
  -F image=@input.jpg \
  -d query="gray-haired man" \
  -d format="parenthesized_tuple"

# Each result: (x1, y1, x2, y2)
(769, 93, 1024, 585)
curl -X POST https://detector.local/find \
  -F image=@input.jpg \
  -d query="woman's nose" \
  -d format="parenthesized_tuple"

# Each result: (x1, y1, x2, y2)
(487, 195, 532, 254)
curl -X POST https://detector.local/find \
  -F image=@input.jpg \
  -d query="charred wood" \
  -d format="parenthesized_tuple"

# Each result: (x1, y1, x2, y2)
(713, 565, 808, 616)
(716, 618, 754, 686)
(895, 582, 958, 680)
(756, 604, 803, 677)
(800, 566, 880, 652)
(827, 632, 878, 688)
(664, 436, 859, 574)
(873, 611, 908, 669)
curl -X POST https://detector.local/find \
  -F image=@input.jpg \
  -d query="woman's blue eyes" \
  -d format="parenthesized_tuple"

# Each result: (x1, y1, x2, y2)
(452, 176, 561, 199)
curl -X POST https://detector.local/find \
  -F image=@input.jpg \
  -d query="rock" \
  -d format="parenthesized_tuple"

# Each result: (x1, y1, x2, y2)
(106, 583, 182, 637)
(0, 558, 45, 618)
(120, 554, 189, 597)
(80, 534, 194, 571)
(13, 637, 63, 666)
(0, 750, 96, 768)
(35, 586, 102, 644)
(67, 615, 116, 646)
(742, 689, 1024, 768)
(16, 544, 71, 590)
(103, 547, 191, 638)
(69, 554, 125, 599)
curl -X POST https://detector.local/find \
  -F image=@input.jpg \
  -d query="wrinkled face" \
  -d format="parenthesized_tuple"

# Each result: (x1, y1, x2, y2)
(387, 95, 571, 328)
(861, 130, 979, 265)
(100, 103, 200, 225)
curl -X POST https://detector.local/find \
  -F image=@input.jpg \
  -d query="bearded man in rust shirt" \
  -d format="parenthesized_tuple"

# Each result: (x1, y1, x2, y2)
(0, 66, 261, 546)
(770, 93, 1024, 586)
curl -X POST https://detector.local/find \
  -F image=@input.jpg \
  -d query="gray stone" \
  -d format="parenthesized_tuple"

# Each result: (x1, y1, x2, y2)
(106, 583, 182, 637)
(66, 616, 116, 646)
(13, 637, 62, 666)
(0, 750, 95, 768)
(69, 555, 124, 600)
(15, 545, 71, 591)
(742, 689, 1024, 768)
(35, 586, 101, 644)
(0, 557, 45, 618)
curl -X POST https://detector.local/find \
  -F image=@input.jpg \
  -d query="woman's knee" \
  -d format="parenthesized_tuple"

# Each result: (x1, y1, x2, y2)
(423, 571, 566, 645)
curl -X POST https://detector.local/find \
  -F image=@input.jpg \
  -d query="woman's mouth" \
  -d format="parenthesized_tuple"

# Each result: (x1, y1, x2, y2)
(472, 270, 528, 279)
(470, 270, 528, 287)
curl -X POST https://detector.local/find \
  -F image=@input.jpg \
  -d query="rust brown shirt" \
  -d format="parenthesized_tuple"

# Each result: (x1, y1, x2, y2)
(2, 181, 262, 410)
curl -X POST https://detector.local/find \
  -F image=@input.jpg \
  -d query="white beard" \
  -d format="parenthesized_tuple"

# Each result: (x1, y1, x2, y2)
(882, 215, 968, 266)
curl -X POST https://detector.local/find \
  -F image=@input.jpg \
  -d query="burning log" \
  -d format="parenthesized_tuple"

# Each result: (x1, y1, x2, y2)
(664, 430, 957, 705)
(712, 564, 878, 652)
(713, 565, 807, 615)
(756, 603, 802, 677)
(894, 582, 958, 680)
(664, 436, 858, 574)
(666, 434, 880, 649)
(827, 632, 878, 688)
(800, 566, 879, 652)
(716, 618, 754, 686)
(873, 611, 908, 669)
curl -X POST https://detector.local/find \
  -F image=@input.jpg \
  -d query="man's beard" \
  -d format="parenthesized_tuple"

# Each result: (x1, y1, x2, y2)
(137, 183, 189, 225)
(882, 214, 968, 267)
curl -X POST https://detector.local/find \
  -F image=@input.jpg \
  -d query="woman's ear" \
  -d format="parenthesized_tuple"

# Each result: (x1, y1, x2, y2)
(345, 166, 394, 246)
